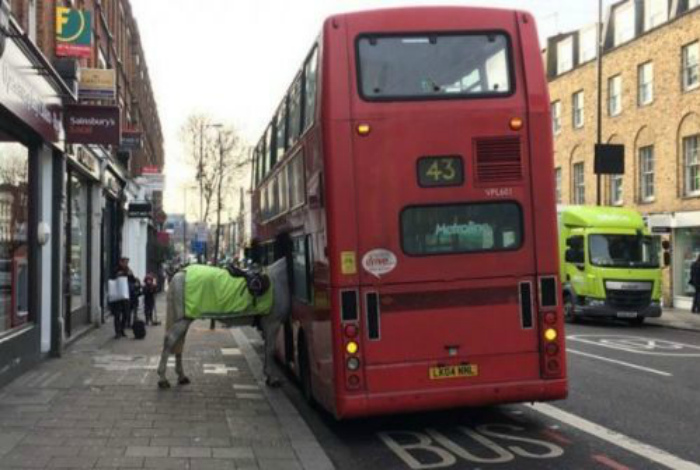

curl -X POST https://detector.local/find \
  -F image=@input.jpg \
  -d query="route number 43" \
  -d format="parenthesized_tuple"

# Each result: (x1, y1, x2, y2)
(379, 424, 564, 469)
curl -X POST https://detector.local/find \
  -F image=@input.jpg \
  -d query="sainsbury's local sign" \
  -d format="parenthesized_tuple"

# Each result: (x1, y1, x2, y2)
(64, 104, 120, 145)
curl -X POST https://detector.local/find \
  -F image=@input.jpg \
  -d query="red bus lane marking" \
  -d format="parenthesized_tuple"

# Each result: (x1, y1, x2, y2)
(592, 454, 631, 470)
(540, 428, 572, 446)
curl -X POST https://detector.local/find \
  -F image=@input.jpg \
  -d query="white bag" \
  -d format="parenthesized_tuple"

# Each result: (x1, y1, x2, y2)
(108, 276, 130, 302)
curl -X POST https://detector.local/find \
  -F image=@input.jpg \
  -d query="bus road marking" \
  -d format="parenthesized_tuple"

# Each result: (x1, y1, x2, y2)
(527, 403, 700, 470)
(567, 335, 700, 357)
(592, 454, 631, 470)
(567, 349, 672, 377)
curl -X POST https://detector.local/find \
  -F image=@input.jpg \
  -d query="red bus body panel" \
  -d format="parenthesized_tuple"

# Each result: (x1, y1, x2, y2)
(256, 7, 567, 419)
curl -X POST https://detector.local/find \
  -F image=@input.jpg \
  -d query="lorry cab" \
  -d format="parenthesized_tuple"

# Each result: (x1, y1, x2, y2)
(558, 206, 662, 324)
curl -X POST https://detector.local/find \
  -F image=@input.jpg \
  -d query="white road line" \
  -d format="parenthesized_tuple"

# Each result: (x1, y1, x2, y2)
(527, 403, 700, 470)
(567, 348, 672, 377)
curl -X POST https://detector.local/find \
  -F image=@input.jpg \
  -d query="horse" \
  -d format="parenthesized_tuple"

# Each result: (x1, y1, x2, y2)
(156, 258, 290, 389)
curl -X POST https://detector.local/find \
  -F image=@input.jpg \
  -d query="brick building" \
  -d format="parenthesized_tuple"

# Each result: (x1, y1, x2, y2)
(545, 0, 700, 307)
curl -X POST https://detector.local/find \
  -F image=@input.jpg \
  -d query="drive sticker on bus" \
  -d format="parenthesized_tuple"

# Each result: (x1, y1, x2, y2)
(362, 249, 398, 278)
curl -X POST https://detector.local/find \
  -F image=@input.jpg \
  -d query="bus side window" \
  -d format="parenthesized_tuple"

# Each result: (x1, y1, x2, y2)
(291, 235, 313, 303)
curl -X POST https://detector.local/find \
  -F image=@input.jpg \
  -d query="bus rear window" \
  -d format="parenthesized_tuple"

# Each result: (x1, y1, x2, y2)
(357, 33, 512, 100)
(401, 202, 522, 255)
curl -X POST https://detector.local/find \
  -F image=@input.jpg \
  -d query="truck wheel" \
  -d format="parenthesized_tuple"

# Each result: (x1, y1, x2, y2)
(564, 296, 578, 324)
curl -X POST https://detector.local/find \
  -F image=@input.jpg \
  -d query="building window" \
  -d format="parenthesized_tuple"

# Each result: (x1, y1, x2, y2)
(557, 36, 574, 75)
(685, 135, 700, 196)
(551, 101, 561, 135)
(639, 145, 655, 202)
(614, 2, 635, 46)
(608, 75, 622, 116)
(690, 0, 700, 9)
(682, 42, 699, 91)
(303, 47, 318, 132)
(572, 91, 584, 128)
(573, 162, 585, 204)
(645, 0, 668, 30)
(638, 62, 654, 105)
(68, 175, 89, 314)
(555, 167, 562, 204)
(610, 174, 623, 205)
(579, 25, 597, 63)
(0, 142, 30, 336)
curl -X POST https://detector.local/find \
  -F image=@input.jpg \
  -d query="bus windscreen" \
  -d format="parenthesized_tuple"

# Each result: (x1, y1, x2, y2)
(357, 33, 512, 100)
(401, 202, 522, 255)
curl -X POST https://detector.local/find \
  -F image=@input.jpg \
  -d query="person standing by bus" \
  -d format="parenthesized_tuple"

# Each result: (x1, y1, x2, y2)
(690, 254, 700, 313)
(143, 273, 157, 325)
(111, 257, 136, 338)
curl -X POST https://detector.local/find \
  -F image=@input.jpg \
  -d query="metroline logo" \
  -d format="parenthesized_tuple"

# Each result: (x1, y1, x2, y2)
(56, 7, 92, 58)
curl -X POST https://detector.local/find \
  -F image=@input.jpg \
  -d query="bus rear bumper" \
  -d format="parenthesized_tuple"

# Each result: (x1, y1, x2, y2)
(336, 379, 568, 419)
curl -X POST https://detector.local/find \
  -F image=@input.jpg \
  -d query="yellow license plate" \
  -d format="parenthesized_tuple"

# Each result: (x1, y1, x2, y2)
(429, 364, 479, 380)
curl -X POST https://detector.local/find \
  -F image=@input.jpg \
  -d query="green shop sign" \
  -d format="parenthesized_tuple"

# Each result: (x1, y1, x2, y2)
(56, 7, 91, 58)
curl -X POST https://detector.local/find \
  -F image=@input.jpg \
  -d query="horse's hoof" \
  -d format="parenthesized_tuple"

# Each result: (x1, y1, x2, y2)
(158, 380, 171, 389)
(265, 377, 282, 388)
(178, 376, 191, 385)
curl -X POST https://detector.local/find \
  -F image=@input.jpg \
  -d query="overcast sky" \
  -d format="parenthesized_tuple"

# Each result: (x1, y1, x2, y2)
(129, 0, 604, 216)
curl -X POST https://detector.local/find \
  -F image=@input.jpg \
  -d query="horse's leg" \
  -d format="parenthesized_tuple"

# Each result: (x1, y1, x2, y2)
(261, 316, 283, 387)
(174, 320, 192, 385)
(157, 318, 191, 388)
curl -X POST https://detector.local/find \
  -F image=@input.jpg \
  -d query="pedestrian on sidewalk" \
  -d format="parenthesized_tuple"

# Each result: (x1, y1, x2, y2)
(143, 273, 157, 325)
(690, 254, 700, 314)
(111, 257, 136, 338)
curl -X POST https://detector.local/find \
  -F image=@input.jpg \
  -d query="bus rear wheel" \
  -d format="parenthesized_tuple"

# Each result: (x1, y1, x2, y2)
(298, 335, 313, 404)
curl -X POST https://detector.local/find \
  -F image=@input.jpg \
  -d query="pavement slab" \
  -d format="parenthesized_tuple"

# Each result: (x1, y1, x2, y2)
(0, 294, 332, 470)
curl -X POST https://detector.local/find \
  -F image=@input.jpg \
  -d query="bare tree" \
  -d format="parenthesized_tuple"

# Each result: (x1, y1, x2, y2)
(211, 125, 249, 261)
(179, 114, 217, 226)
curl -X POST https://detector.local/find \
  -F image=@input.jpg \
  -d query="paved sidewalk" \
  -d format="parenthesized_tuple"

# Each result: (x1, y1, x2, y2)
(648, 307, 700, 332)
(0, 295, 333, 470)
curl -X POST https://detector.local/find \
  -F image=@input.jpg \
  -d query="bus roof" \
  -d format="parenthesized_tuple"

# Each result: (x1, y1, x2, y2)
(334, 6, 525, 29)
(558, 206, 646, 230)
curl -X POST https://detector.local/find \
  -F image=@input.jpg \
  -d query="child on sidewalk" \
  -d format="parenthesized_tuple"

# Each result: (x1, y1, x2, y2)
(143, 273, 157, 325)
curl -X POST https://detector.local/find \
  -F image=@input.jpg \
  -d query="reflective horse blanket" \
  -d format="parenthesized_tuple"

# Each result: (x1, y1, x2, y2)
(183, 265, 273, 319)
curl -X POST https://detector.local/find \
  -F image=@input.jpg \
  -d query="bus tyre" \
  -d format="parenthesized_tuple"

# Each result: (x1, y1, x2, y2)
(298, 335, 313, 404)
(564, 296, 577, 324)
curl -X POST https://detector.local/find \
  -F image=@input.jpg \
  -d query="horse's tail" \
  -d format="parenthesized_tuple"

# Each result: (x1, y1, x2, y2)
(166, 272, 186, 329)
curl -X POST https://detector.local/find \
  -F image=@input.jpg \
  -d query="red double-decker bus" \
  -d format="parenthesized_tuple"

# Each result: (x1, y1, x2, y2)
(250, 7, 567, 419)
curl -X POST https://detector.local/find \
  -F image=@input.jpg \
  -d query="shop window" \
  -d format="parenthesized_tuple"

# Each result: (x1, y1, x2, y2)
(0, 141, 30, 336)
(303, 47, 318, 132)
(69, 175, 89, 313)
(573, 162, 585, 204)
(638, 62, 654, 106)
(682, 42, 699, 91)
(639, 145, 655, 202)
(684, 134, 700, 196)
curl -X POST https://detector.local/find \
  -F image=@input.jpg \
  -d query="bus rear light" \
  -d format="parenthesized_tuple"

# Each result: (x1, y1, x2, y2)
(347, 374, 361, 388)
(509, 117, 524, 131)
(344, 324, 358, 338)
(357, 123, 371, 136)
(347, 357, 360, 371)
(544, 328, 557, 342)
(545, 343, 559, 356)
(346, 341, 359, 355)
(546, 359, 560, 372)
(544, 311, 557, 325)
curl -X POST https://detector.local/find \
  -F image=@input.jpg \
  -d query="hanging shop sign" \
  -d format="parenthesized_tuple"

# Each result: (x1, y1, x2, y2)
(120, 130, 142, 150)
(56, 7, 92, 58)
(128, 201, 153, 218)
(78, 68, 115, 100)
(64, 104, 120, 145)
(0, 29, 63, 142)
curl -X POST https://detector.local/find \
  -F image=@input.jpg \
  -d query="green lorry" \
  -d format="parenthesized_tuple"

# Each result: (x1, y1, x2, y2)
(559, 206, 663, 324)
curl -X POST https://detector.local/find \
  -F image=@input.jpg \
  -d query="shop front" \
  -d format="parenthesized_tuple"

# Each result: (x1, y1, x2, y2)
(648, 211, 700, 310)
(101, 167, 125, 316)
(0, 16, 67, 385)
(63, 146, 100, 339)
